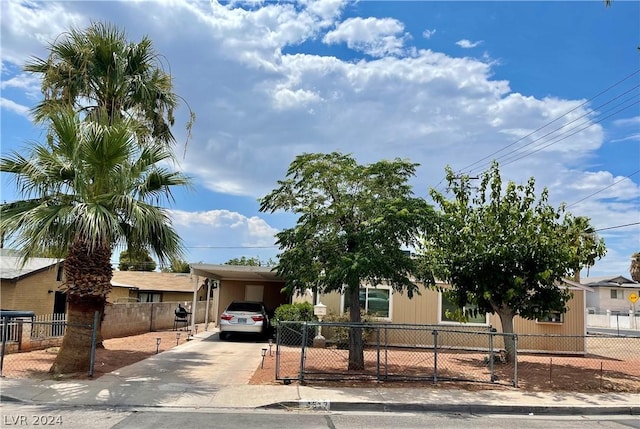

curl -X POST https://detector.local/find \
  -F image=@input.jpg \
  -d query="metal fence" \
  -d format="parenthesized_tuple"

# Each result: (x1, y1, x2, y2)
(275, 321, 640, 391)
(0, 313, 98, 378)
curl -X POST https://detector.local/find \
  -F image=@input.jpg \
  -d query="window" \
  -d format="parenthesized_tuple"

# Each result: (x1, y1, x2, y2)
(343, 286, 391, 319)
(610, 289, 623, 299)
(56, 263, 64, 281)
(138, 292, 162, 303)
(536, 311, 564, 324)
(439, 293, 487, 325)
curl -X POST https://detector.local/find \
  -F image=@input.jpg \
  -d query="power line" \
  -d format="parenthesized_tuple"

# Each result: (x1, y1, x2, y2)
(595, 222, 640, 232)
(566, 169, 640, 209)
(469, 88, 640, 174)
(456, 68, 640, 176)
(184, 245, 278, 249)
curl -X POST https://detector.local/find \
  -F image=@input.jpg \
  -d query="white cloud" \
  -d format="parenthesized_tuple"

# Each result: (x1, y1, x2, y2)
(0, 97, 31, 118)
(323, 17, 408, 57)
(1, 0, 636, 276)
(456, 39, 483, 49)
(422, 29, 436, 39)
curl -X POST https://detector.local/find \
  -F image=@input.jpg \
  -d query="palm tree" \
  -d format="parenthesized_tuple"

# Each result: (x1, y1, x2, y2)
(1, 108, 190, 374)
(24, 21, 194, 149)
(631, 252, 640, 282)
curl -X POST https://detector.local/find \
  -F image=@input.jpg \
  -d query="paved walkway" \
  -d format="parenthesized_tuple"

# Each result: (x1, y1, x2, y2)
(1, 330, 638, 415)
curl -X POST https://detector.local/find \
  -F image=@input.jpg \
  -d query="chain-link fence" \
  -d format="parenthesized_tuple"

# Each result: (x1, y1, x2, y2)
(1, 313, 98, 378)
(275, 322, 640, 391)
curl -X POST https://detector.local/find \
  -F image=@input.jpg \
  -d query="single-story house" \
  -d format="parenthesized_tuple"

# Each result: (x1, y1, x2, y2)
(582, 275, 639, 313)
(109, 270, 207, 303)
(0, 249, 66, 316)
(189, 264, 289, 322)
(295, 278, 593, 354)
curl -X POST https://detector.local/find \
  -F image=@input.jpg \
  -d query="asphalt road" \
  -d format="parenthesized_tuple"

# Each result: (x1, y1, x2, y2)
(1, 404, 638, 429)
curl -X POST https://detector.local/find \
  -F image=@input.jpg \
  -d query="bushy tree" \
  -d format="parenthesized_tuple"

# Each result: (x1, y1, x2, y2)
(260, 152, 435, 370)
(424, 162, 606, 362)
(119, 249, 157, 271)
(630, 252, 640, 282)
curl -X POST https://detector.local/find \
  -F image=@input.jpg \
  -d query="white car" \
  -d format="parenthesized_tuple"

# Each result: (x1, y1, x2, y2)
(219, 301, 269, 340)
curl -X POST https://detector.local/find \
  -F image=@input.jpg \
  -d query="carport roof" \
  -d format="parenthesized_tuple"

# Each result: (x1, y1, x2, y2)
(190, 264, 282, 282)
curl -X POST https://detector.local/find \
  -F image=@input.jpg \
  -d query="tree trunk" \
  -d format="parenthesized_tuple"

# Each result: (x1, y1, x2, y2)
(497, 311, 517, 364)
(50, 294, 104, 375)
(50, 239, 112, 375)
(348, 282, 365, 371)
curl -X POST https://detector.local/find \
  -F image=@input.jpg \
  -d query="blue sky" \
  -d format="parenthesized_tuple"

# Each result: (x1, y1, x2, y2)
(1, 1, 639, 277)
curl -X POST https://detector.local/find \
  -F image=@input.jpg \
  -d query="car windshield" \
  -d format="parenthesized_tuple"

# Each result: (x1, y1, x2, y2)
(226, 302, 263, 312)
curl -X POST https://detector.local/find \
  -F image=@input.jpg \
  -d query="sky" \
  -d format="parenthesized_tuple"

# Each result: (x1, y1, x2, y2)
(1, 0, 639, 278)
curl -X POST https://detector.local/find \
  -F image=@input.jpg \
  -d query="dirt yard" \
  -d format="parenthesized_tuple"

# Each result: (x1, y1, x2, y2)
(3, 330, 639, 393)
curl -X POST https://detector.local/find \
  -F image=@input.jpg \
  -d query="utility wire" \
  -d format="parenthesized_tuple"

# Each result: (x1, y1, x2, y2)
(468, 87, 640, 175)
(566, 169, 640, 209)
(456, 68, 640, 175)
(595, 222, 640, 232)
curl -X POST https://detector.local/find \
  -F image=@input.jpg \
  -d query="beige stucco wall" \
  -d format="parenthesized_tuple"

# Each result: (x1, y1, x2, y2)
(317, 283, 587, 353)
(0, 266, 62, 315)
(586, 287, 638, 313)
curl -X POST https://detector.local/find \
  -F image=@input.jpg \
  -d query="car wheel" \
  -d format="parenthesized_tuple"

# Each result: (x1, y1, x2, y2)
(219, 332, 228, 340)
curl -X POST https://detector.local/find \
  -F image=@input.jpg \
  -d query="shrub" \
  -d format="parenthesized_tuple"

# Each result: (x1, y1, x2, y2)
(273, 302, 317, 345)
(323, 311, 377, 349)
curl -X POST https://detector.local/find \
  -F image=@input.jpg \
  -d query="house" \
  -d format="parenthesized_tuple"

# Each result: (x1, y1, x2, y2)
(581, 275, 639, 314)
(0, 249, 66, 316)
(298, 279, 592, 354)
(189, 264, 289, 321)
(109, 270, 207, 303)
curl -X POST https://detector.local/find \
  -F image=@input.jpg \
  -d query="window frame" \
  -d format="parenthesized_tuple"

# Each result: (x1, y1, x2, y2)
(535, 311, 564, 324)
(438, 292, 489, 326)
(340, 285, 393, 321)
(610, 289, 622, 300)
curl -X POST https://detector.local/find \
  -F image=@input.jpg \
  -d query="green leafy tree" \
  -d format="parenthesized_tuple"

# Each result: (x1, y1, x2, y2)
(161, 258, 191, 273)
(224, 256, 275, 266)
(424, 162, 606, 362)
(630, 252, 640, 282)
(0, 109, 189, 375)
(260, 152, 435, 370)
(119, 249, 157, 271)
(24, 21, 194, 149)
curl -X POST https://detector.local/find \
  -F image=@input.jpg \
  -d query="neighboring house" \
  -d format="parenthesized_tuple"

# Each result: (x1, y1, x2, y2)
(0, 249, 66, 316)
(109, 271, 206, 303)
(298, 279, 592, 354)
(189, 264, 289, 321)
(581, 275, 639, 313)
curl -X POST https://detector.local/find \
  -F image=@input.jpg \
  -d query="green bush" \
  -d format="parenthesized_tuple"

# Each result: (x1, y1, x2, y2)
(273, 302, 317, 345)
(323, 311, 377, 349)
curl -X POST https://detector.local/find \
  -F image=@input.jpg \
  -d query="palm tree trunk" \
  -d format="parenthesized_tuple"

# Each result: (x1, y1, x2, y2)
(50, 239, 112, 375)
(50, 295, 104, 375)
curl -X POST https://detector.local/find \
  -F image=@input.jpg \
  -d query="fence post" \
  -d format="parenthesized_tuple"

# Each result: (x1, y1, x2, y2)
(513, 334, 519, 388)
(88, 311, 99, 378)
(376, 326, 381, 381)
(299, 322, 308, 382)
(489, 329, 495, 382)
(432, 330, 438, 384)
(0, 317, 8, 376)
(275, 324, 281, 380)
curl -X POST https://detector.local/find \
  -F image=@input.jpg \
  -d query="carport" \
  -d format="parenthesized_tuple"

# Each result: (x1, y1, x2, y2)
(189, 264, 289, 331)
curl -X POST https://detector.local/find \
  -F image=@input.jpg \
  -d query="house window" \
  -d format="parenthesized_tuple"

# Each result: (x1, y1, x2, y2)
(138, 292, 162, 303)
(56, 263, 64, 281)
(439, 293, 488, 325)
(536, 311, 564, 324)
(610, 289, 623, 299)
(343, 286, 391, 319)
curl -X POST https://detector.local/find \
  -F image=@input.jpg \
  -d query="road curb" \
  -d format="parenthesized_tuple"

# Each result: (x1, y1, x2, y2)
(263, 401, 640, 415)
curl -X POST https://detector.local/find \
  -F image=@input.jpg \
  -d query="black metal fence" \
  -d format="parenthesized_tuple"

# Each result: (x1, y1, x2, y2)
(275, 321, 640, 391)
(0, 313, 98, 378)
